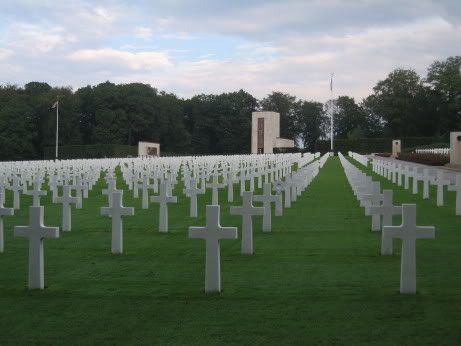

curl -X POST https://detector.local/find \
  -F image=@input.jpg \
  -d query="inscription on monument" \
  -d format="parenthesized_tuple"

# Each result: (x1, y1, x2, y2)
(257, 118, 264, 154)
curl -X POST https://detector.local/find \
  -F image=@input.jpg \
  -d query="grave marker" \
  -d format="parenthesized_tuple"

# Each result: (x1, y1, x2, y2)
(14, 206, 59, 289)
(101, 190, 134, 254)
(55, 185, 80, 232)
(448, 174, 461, 215)
(0, 194, 14, 253)
(253, 183, 280, 232)
(151, 181, 177, 232)
(189, 205, 238, 293)
(230, 191, 264, 255)
(383, 204, 435, 294)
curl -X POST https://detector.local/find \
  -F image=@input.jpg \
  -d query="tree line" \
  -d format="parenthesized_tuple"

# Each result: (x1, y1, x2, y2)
(0, 56, 459, 161)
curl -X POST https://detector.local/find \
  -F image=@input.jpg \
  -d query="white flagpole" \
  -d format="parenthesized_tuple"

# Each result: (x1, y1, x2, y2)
(330, 73, 334, 152)
(55, 100, 59, 160)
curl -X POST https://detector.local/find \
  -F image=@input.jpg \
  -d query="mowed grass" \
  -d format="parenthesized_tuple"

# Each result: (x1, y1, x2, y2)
(0, 157, 460, 345)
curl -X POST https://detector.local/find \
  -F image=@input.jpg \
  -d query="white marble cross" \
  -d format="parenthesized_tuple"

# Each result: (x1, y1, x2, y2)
(55, 185, 80, 232)
(226, 171, 235, 203)
(48, 174, 59, 203)
(368, 190, 402, 254)
(448, 174, 461, 215)
(132, 175, 142, 199)
(403, 166, 410, 189)
(151, 181, 177, 232)
(101, 190, 134, 254)
(9, 176, 22, 209)
(141, 174, 155, 209)
(253, 183, 280, 232)
(25, 177, 47, 207)
(185, 178, 204, 217)
(230, 191, 264, 255)
(383, 204, 435, 294)
(189, 205, 237, 293)
(102, 175, 117, 207)
(411, 168, 422, 195)
(363, 188, 383, 232)
(281, 179, 292, 208)
(206, 174, 225, 205)
(272, 181, 284, 216)
(422, 169, 431, 199)
(432, 170, 450, 207)
(73, 176, 86, 209)
(14, 206, 59, 289)
(0, 194, 14, 253)
(239, 171, 247, 196)
(397, 164, 403, 186)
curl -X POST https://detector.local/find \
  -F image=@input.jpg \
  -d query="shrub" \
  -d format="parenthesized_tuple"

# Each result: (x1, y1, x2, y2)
(396, 152, 450, 166)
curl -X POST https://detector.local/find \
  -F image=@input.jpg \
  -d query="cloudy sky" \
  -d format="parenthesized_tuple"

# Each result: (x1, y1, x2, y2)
(0, 0, 460, 101)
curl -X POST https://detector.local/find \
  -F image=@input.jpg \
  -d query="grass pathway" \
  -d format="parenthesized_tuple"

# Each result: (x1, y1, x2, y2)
(0, 157, 460, 344)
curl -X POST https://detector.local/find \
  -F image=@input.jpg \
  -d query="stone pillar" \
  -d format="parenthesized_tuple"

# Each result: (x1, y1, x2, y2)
(392, 140, 401, 158)
(449, 132, 461, 167)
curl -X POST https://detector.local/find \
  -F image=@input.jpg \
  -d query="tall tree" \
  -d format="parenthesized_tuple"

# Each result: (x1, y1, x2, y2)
(0, 102, 36, 160)
(426, 56, 461, 133)
(368, 68, 425, 137)
(332, 96, 369, 139)
(187, 90, 257, 154)
(296, 100, 326, 152)
(260, 91, 298, 140)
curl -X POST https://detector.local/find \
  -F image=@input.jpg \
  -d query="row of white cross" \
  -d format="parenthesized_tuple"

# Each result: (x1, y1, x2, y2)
(348, 151, 369, 167)
(415, 148, 450, 155)
(370, 156, 461, 215)
(340, 152, 435, 294)
(0, 152, 328, 292)
(0, 152, 315, 234)
(188, 154, 329, 292)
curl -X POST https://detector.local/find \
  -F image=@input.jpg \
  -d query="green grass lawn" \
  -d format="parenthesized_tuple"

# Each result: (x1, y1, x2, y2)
(0, 157, 460, 345)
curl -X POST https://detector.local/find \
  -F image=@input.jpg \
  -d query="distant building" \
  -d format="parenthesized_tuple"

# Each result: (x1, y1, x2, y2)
(138, 141, 160, 157)
(251, 111, 295, 154)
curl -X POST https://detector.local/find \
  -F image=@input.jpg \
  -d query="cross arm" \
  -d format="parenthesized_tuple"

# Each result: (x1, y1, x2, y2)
(414, 226, 435, 239)
(218, 227, 238, 239)
(229, 206, 243, 215)
(100, 207, 112, 216)
(42, 227, 60, 239)
(188, 226, 206, 239)
(14, 226, 31, 238)
(121, 207, 135, 217)
(382, 226, 402, 240)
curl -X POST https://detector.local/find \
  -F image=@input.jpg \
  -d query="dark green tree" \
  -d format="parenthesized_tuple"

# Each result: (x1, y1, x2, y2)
(0, 102, 36, 160)
(332, 96, 369, 139)
(296, 100, 326, 151)
(368, 68, 425, 137)
(260, 91, 298, 140)
(426, 56, 461, 133)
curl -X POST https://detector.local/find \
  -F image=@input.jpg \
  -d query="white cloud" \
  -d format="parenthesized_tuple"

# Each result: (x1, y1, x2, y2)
(0, 1, 460, 102)
(0, 48, 12, 61)
(160, 32, 193, 40)
(134, 26, 153, 39)
(68, 48, 171, 70)
(7, 23, 75, 53)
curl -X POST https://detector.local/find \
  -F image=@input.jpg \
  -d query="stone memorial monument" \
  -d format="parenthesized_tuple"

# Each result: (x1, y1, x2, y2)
(251, 111, 294, 154)
(138, 141, 160, 157)
(391, 139, 401, 158)
(448, 132, 461, 168)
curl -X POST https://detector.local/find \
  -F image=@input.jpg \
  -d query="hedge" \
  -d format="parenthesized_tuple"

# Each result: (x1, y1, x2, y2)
(315, 137, 446, 154)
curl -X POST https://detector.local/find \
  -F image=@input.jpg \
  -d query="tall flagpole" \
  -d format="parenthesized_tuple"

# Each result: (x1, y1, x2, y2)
(330, 73, 334, 152)
(55, 100, 59, 160)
